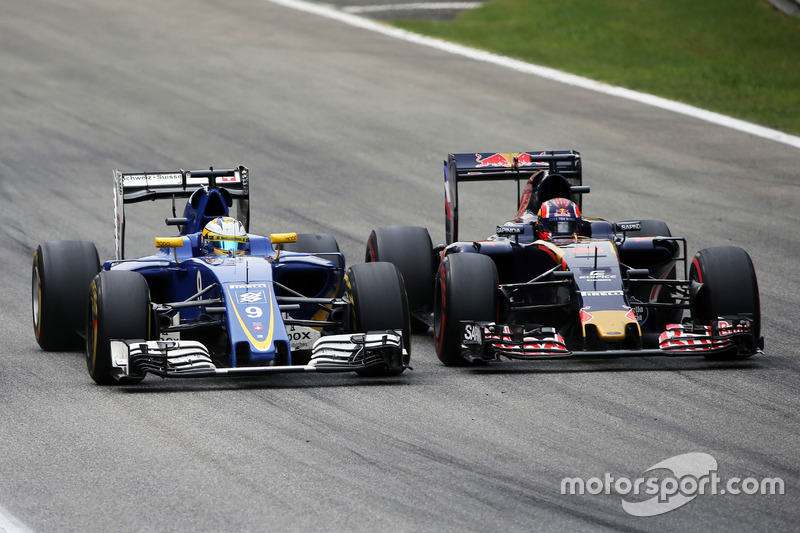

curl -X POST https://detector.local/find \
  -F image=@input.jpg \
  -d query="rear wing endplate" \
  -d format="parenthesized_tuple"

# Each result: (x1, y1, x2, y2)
(444, 151, 582, 244)
(113, 166, 250, 259)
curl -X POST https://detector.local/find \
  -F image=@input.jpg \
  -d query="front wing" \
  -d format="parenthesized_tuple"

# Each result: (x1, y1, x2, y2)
(459, 315, 760, 362)
(109, 330, 408, 380)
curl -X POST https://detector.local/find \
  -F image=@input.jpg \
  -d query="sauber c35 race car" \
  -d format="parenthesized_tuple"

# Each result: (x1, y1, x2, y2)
(33, 166, 410, 384)
(365, 150, 763, 366)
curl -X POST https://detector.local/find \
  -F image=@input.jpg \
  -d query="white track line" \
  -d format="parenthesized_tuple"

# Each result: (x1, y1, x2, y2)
(343, 3, 482, 13)
(0, 505, 32, 533)
(265, 0, 800, 150)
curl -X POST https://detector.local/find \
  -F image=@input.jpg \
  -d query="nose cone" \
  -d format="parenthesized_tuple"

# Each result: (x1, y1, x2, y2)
(582, 309, 640, 343)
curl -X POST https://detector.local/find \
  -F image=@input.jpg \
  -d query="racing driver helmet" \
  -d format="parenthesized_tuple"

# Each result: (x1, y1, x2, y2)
(537, 198, 581, 241)
(202, 216, 249, 255)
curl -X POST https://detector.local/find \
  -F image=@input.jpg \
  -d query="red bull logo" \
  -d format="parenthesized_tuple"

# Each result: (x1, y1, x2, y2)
(515, 152, 548, 167)
(475, 153, 512, 167)
(475, 152, 550, 168)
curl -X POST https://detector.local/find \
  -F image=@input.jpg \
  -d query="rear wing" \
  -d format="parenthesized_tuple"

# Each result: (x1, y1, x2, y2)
(444, 151, 583, 244)
(113, 166, 250, 259)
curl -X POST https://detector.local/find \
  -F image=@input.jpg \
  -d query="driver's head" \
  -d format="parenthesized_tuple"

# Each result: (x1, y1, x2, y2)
(202, 216, 248, 255)
(537, 198, 580, 241)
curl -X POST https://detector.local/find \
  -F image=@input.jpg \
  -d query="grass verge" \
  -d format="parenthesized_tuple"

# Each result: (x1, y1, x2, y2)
(392, 0, 800, 135)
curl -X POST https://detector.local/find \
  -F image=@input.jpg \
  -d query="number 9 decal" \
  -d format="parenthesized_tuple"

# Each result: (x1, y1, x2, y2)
(245, 306, 263, 318)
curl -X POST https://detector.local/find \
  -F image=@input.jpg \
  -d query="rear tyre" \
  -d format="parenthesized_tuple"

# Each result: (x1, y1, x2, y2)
(366, 226, 435, 333)
(282, 233, 342, 267)
(86, 271, 151, 385)
(345, 262, 410, 376)
(434, 253, 498, 366)
(32, 241, 100, 351)
(690, 246, 760, 359)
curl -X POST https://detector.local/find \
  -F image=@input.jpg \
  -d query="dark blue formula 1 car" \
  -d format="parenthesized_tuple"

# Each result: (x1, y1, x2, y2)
(33, 166, 410, 384)
(365, 150, 762, 366)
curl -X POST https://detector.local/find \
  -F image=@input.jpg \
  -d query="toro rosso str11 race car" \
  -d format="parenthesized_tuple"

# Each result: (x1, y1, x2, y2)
(365, 150, 763, 366)
(33, 166, 410, 384)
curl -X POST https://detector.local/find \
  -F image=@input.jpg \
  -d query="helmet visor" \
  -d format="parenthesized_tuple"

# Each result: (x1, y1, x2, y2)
(207, 234, 248, 254)
(547, 219, 577, 237)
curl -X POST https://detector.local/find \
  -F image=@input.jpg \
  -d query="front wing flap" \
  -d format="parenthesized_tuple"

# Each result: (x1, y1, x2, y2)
(460, 315, 761, 362)
(460, 322, 570, 362)
(658, 315, 761, 356)
(109, 330, 409, 380)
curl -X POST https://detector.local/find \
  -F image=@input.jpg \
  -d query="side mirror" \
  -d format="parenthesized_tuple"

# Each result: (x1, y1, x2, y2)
(270, 232, 298, 259)
(155, 237, 184, 248)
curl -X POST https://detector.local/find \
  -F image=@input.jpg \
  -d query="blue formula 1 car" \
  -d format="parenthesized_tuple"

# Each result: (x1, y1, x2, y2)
(365, 150, 763, 366)
(32, 166, 410, 384)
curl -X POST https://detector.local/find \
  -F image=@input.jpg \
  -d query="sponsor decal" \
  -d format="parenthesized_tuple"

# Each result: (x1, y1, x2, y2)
(579, 270, 617, 282)
(287, 325, 320, 350)
(629, 298, 648, 324)
(515, 152, 548, 166)
(475, 153, 511, 167)
(463, 323, 482, 344)
(237, 291, 266, 304)
(229, 283, 268, 289)
(497, 225, 523, 235)
(122, 173, 183, 186)
(617, 221, 642, 231)
(475, 152, 549, 168)
(287, 331, 312, 341)
(581, 290, 625, 296)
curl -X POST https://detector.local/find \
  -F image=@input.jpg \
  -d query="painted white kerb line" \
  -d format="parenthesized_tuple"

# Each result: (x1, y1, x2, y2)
(266, 0, 800, 150)
(0, 504, 32, 533)
(343, 3, 483, 14)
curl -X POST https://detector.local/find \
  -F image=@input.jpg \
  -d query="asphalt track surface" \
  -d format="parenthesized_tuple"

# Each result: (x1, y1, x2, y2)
(1, 1, 799, 531)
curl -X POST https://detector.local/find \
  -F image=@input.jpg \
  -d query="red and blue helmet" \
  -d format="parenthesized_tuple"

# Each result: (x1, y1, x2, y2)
(537, 198, 581, 241)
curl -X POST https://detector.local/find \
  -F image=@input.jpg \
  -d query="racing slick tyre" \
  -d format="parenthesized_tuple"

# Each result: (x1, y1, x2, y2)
(690, 246, 761, 360)
(282, 233, 342, 268)
(366, 226, 435, 333)
(86, 271, 151, 385)
(345, 262, 411, 376)
(434, 253, 498, 366)
(32, 241, 101, 351)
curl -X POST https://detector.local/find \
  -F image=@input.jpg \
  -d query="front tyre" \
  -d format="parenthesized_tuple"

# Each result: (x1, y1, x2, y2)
(33, 241, 100, 351)
(434, 253, 498, 366)
(690, 246, 761, 359)
(345, 262, 410, 376)
(87, 271, 151, 385)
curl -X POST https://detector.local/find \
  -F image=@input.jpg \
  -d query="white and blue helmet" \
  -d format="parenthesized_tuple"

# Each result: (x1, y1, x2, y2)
(202, 216, 248, 255)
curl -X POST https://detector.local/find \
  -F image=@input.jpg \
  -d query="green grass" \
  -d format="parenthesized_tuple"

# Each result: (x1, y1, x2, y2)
(393, 0, 800, 135)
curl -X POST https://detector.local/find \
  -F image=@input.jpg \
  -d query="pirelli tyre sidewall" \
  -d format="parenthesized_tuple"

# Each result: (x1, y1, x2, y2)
(434, 252, 498, 366)
(365, 225, 435, 333)
(33, 241, 100, 351)
(690, 246, 761, 359)
(345, 262, 411, 376)
(87, 270, 151, 385)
